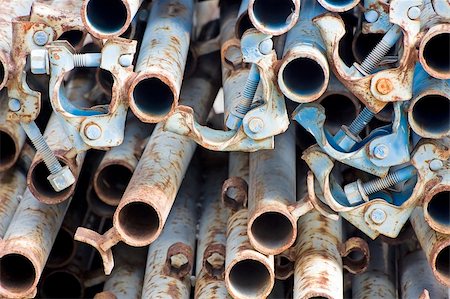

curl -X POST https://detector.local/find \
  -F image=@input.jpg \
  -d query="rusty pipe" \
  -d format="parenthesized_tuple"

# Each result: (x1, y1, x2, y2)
(93, 117, 151, 206)
(86, 184, 115, 219)
(423, 185, 450, 235)
(235, 0, 253, 39)
(81, 0, 144, 39)
(39, 268, 85, 299)
(141, 166, 198, 298)
(247, 0, 300, 36)
(278, 0, 329, 103)
(316, 0, 359, 12)
(351, 239, 396, 299)
(128, 0, 194, 123)
(247, 125, 297, 255)
(408, 65, 450, 139)
(0, 189, 71, 298)
(0, 0, 34, 90)
(419, 24, 450, 80)
(410, 207, 450, 287)
(274, 251, 295, 280)
(95, 245, 146, 299)
(225, 209, 275, 299)
(195, 167, 229, 299)
(400, 249, 449, 299)
(222, 152, 250, 210)
(294, 210, 343, 299)
(0, 91, 26, 172)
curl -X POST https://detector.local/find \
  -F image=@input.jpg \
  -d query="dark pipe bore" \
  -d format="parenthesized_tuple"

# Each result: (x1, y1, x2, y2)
(86, 0, 128, 34)
(251, 212, 293, 250)
(132, 78, 174, 118)
(118, 202, 159, 241)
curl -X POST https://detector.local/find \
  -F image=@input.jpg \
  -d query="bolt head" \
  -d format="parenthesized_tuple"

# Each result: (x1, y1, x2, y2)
(8, 98, 21, 112)
(375, 78, 393, 95)
(84, 123, 102, 140)
(407, 6, 421, 20)
(206, 252, 225, 269)
(344, 181, 364, 205)
(258, 39, 273, 55)
(170, 253, 189, 269)
(373, 144, 389, 159)
(364, 10, 379, 23)
(248, 117, 264, 133)
(226, 114, 242, 130)
(30, 49, 49, 74)
(47, 166, 75, 192)
(119, 54, 133, 67)
(33, 30, 49, 46)
(429, 159, 443, 171)
(370, 208, 387, 224)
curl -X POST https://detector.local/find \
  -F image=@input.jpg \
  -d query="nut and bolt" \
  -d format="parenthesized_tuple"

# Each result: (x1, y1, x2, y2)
(429, 159, 443, 171)
(84, 123, 102, 140)
(248, 117, 264, 133)
(206, 252, 225, 269)
(373, 144, 389, 159)
(33, 30, 49, 46)
(170, 253, 189, 269)
(370, 208, 387, 224)
(376, 78, 393, 95)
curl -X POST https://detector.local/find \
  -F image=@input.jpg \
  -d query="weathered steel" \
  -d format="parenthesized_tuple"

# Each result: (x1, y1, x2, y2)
(222, 152, 249, 211)
(235, 0, 253, 39)
(418, 24, 449, 80)
(225, 209, 275, 299)
(93, 117, 151, 206)
(0, 189, 71, 298)
(317, 0, 359, 12)
(247, 0, 299, 36)
(248, 125, 297, 255)
(278, 0, 329, 103)
(128, 0, 194, 123)
(410, 207, 450, 287)
(194, 166, 230, 299)
(141, 166, 198, 299)
(400, 249, 449, 299)
(81, 0, 144, 39)
(95, 245, 147, 299)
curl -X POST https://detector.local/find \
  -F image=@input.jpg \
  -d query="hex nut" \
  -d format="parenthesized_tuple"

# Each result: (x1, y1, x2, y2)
(47, 166, 75, 192)
(30, 49, 49, 75)
(226, 113, 242, 131)
(344, 181, 364, 205)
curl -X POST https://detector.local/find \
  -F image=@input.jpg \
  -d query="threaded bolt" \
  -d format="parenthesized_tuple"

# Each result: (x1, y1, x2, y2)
(347, 107, 375, 136)
(361, 165, 417, 196)
(73, 53, 102, 67)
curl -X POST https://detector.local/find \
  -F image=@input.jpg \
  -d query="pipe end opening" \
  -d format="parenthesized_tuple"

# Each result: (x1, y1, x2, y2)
(96, 164, 133, 205)
(320, 94, 358, 134)
(41, 271, 83, 298)
(0, 254, 36, 293)
(423, 33, 450, 75)
(229, 259, 271, 297)
(86, 0, 128, 35)
(58, 30, 84, 48)
(132, 78, 174, 121)
(118, 202, 160, 242)
(47, 227, 76, 268)
(427, 191, 450, 228)
(412, 94, 450, 136)
(250, 212, 294, 251)
(0, 131, 17, 170)
(436, 245, 450, 282)
(252, 0, 296, 33)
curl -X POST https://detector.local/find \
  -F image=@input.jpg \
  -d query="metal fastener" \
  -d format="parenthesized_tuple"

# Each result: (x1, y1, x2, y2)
(84, 123, 102, 140)
(376, 78, 393, 95)
(33, 30, 49, 46)
(8, 98, 21, 112)
(429, 159, 443, 171)
(370, 208, 387, 224)
(170, 253, 189, 269)
(119, 54, 133, 67)
(248, 117, 264, 133)
(373, 144, 389, 159)
(258, 38, 274, 55)
(407, 6, 421, 20)
(364, 10, 379, 23)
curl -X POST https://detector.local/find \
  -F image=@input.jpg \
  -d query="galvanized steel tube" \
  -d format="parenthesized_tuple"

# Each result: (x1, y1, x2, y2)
(278, 0, 329, 103)
(225, 209, 275, 299)
(419, 24, 450, 80)
(423, 185, 450, 235)
(223, 152, 250, 210)
(410, 207, 450, 287)
(81, 0, 144, 39)
(247, 125, 297, 255)
(247, 0, 300, 36)
(0, 189, 71, 298)
(141, 168, 198, 298)
(128, 0, 194, 123)
(93, 117, 150, 206)
(316, 0, 359, 12)
(294, 210, 343, 299)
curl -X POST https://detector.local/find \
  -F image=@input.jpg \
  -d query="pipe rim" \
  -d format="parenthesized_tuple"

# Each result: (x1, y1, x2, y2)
(316, 0, 360, 12)
(0, 51, 8, 91)
(248, 0, 299, 36)
(431, 238, 450, 287)
(0, 128, 20, 172)
(419, 24, 450, 80)
(423, 185, 450, 235)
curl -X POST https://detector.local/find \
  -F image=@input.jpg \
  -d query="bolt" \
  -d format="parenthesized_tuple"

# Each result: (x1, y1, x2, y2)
(258, 38, 273, 55)
(206, 252, 225, 269)
(407, 6, 421, 20)
(373, 144, 389, 159)
(370, 208, 387, 224)
(84, 123, 102, 140)
(334, 107, 375, 152)
(429, 159, 443, 171)
(376, 78, 393, 95)
(248, 117, 264, 133)
(33, 31, 49, 46)
(119, 54, 133, 67)
(8, 98, 21, 112)
(364, 10, 379, 23)
(170, 253, 189, 269)
(73, 53, 102, 67)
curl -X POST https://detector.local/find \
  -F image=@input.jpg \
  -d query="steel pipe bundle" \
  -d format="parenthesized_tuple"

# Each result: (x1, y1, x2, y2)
(0, 0, 449, 298)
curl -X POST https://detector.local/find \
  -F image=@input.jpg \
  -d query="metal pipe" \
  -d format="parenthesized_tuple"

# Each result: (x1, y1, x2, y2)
(408, 65, 450, 139)
(141, 166, 198, 298)
(93, 117, 151, 206)
(0, 0, 34, 90)
(0, 189, 71, 298)
(27, 112, 85, 204)
(351, 239, 396, 299)
(247, 125, 297, 255)
(223, 152, 250, 210)
(274, 251, 295, 280)
(81, 0, 144, 39)
(235, 0, 253, 39)
(247, 0, 300, 36)
(128, 0, 194, 123)
(225, 209, 275, 299)
(95, 245, 146, 299)
(294, 210, 343, 299)
(278, 0, 329, 103)
(410, 207, 450, 287)
(316, 0, 359, 12)
(86, 184, 115, 219)
(419, 24, 450, 80)
(39, 268, 85, 299)
(0, 90, 26, 172)
(195, 166, 229, 299)
(423, 185, 450, 235)
(400, 249, 449, 299)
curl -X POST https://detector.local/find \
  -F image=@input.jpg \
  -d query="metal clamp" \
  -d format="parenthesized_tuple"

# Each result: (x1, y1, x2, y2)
(163, 29, 289, 152)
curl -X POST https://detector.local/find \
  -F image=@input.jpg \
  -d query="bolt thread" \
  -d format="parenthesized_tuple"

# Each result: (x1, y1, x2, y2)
(347, 107, 375, 135)
(362, 165, 416, 196)
(232, 64, 260, 119)
(360, 40, 392, 74)
(73, 54, 85, 67)
(31, 134, 62, 174)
